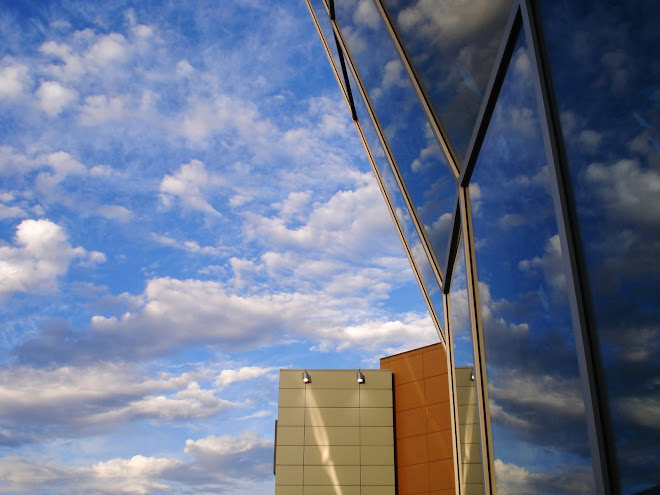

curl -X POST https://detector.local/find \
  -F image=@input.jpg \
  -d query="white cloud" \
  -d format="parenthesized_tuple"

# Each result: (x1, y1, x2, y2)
(0, 219, 104, 298)
(518, 234, 567, 294)
(87, 33, 129, 66)
(214, 366, 276, 389)
(39, 40, 85, 81)
(0, 431, 274, 494)
(97, 204, 134, 223)
(0, 363, 242, 439)
(79, 94, 127, 125)
(0, 60, 30, 98)
(36, 81, 78, 116)
(585, 158, 660, 225)
(159, 159, 223, 217)
(494, 459, 595, 494)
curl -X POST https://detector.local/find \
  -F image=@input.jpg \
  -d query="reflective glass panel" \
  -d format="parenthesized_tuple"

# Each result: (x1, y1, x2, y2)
(538, 1, 660, 492)
(449, 235, 483, 494)
(382, 0, 516, 163)
(347, 63, 446, 334)
(469, 33, 596, 493)
(309, 0, 348, 96)
(334, 0, 457, 275)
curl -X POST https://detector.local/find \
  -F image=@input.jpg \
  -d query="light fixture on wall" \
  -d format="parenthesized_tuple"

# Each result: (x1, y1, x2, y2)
(356, 371, 365, 384)
(302, 371, 311, 383)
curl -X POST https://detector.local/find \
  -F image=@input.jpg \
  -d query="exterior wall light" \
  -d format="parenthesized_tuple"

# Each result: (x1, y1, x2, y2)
(302, 371, 311, 383)
(357, 371, 365, 384)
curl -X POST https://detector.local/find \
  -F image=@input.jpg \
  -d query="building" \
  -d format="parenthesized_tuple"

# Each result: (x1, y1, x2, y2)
(304, 1, 660, 494)
(274, 343, 481, 495)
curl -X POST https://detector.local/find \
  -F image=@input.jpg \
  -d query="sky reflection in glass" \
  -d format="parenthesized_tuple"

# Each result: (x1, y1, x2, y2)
(382, 0, 515, 163)
(346, 60, 446, 335)
(469, 33, 596, 494)
(334, 0, 457, 276)
(538, 1, 660, 492)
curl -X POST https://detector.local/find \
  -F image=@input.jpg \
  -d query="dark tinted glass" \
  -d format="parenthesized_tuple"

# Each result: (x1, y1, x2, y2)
(382, 0, 516, 163)
(538, 1, 660, 492)
(334, 0, 457, 277)
(469, 33, 596, 494)
(347, 63, 446, 335)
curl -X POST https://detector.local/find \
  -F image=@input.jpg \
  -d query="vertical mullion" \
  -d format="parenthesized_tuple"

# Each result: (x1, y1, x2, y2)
(459, 184, 495, 495)
(520, 0, 616, 492)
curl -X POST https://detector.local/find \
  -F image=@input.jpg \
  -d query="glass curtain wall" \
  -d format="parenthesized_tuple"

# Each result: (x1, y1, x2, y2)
(305, 0, 659, 493)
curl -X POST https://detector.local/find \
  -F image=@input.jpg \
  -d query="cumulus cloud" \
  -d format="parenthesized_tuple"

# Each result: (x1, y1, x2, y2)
(36, 81, 78, 116)
(0, 219, 104, 298)
(159, 159, 223, 217)
(0, 60, 30, 98)
(0, 431, 273, 494)
(494, 459, 595, 494)
(214, 366, 276, 389)
(585, 158, 660, 225)
(0, 363, 239, 444)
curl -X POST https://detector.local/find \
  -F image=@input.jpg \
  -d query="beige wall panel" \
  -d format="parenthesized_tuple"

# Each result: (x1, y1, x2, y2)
(463, 483, 485, 495)
(458, 403, 478, 425)
(461, 462, 484, 484)
(275, 465, 303, 485)
(360, 445, 394, 466)
(359, 407, 393, 427)
(280, 370, 305, 389)
(275, 485, 303, 495)
(303, 445, 360, 465)
(454, 367, 474, 385)
(305, 408, 358, 427)
(360, 426, 394, 446)
(362, 486, 396, 495)
(277, 426, 305, 446)
(461, 443, 482, 463)
(280, 389, 306, 408)
(304, 426, 359, 446)
(306, 389, 359, 408)
(276, 445, 304, 466)
(279, 408, 305, 426)
(303, 486, 360, 495)
(361, 465, 395, 485)
(304, 370, 358, 390)
(303, 465, 360, 486)
(459, 423, 480, 445)
(359, 370, 392, 389)
(360, 389, 392, 408)
(456, 385, 477, 406)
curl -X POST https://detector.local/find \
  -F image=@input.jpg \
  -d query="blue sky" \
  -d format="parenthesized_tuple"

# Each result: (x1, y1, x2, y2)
(0, 2, 439, 493)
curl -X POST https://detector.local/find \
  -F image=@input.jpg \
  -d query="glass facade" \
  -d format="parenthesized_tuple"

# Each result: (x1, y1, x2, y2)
(305, 0, 660, 494)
